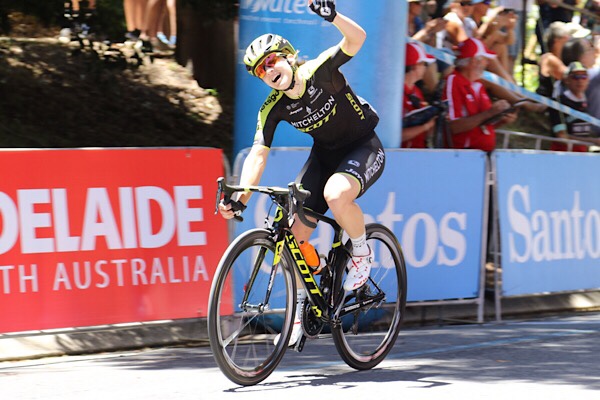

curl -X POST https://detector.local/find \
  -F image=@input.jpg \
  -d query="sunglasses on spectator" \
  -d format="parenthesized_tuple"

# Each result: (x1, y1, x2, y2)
(569, 74, 588, 80)
(460, 1, 473, 5)
(255, 53, 284, 79)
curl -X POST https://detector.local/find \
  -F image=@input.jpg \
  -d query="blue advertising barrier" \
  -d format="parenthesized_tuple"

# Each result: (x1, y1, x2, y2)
(234, 0, 406, 155)
(494, 150, 600, 297)
(232, 148, 488, 307)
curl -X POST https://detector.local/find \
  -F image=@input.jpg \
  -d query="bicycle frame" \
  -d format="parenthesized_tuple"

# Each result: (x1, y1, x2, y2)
(270, 205, 344, 323)
(216, 178, 388, 330)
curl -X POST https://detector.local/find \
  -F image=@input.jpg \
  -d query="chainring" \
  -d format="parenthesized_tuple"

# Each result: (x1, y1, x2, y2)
(301, 300, 324, 338)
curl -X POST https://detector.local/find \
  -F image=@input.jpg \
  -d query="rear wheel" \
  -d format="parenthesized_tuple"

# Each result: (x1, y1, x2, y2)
(207, 229, 296, 386)
(332, 223, 407, 370)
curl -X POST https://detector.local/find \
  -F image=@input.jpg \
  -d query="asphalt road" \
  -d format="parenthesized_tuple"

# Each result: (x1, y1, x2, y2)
(1, 313, 599, 399)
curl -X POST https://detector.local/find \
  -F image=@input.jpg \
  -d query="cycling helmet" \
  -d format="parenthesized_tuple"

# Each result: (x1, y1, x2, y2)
(244, 33, 296, 77)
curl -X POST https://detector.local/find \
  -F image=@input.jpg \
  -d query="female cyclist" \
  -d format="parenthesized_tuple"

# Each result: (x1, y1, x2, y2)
(218, 0, 385, 346)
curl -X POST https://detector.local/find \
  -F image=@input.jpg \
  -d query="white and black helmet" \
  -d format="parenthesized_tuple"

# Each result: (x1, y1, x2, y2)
(244, 33, 296, 77)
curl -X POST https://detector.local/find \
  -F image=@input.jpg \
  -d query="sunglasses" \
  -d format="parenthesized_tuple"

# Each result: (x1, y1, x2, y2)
(460, 1, 473, 5)
(569, 74, 588, 80)
(254, 53, 283, 79)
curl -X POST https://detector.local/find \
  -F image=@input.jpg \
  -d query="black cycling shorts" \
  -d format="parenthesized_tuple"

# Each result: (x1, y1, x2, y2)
(295, 132, 385, 214)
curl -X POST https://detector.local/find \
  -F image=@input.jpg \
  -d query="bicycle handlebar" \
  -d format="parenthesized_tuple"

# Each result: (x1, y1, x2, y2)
(214, 177, 317, 228)
(287, 182, 317, 229)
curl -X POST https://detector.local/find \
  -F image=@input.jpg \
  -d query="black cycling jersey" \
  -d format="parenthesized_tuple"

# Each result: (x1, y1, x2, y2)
(253, 45, 379, 150)
(549, 90, 592, 138)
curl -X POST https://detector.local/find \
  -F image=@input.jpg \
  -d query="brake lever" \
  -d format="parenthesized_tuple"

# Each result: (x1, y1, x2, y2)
(215, 177, 244, 222)
(214, 178, 224, 215)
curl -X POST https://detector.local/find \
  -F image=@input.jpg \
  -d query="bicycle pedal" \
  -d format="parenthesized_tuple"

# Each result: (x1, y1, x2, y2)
(294, 335, 306, 352)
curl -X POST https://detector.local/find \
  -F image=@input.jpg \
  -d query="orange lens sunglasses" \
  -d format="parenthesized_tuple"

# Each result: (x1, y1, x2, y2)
(254, 53, 282, 79)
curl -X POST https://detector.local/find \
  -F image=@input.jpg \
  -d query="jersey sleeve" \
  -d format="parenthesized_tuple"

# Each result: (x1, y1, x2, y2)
(327, 45, 353, 69)
(303, 46, 351, 94)
(253, 90, 283, 148)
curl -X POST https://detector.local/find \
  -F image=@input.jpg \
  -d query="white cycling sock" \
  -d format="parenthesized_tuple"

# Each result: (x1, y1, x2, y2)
(295, 289, 307, 320)
(350, 233, 369, 257)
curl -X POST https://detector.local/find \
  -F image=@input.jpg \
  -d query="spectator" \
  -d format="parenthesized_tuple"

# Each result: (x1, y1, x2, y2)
(537, 21, 572, 97)
(538, 0, 575, 28)
(496, 0, 533, 74)
(410, 0, 447, 47)
(539, 34, 594, 97)
(59, 0, 97, 43)
(408, 0, 446, 94)
(470, 0, 491, 30)
(140, 0, 177, 50)
(438, 0, 477, 49)
(70, 0, 96, 13)
(535, 0, 576, 54)
(124, 0, 147, 40)
(443, 37, 517, 151)
(562, 37, 596, 69)
(402, 42, 438, 148)
(474, 2, 517, 74)
(156, 0, 177, 47)
(581, 0, 600, 34)
(549, 61, 599, 151)
(439, 0, 515, 82)
(586, 65, 600, 136)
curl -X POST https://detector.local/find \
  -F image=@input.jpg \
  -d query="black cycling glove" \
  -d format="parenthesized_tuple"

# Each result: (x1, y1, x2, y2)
(309, 0, 337, 22)
(222, 197, 247, 219)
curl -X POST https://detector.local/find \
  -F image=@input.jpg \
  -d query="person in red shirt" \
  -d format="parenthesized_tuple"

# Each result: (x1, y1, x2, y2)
(402, 41, 437, 148)
(443, 37, 517, 151)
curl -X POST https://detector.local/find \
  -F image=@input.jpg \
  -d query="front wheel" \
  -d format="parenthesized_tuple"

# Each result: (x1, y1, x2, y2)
(207, 229, 296, 386)
(332, 223, 407, 370)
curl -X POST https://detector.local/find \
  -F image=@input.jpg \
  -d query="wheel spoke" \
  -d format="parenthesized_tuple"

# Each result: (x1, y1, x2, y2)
(208, 229, 295, 386)
(220, 311, 261, 347)
(331, 223, 407, 370)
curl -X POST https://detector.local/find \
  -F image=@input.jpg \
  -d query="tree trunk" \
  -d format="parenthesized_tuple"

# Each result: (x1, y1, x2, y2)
(176, 4, 237, 98)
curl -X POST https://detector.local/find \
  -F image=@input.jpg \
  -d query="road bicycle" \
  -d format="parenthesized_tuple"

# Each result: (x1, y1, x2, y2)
(208, 177, 407, 386)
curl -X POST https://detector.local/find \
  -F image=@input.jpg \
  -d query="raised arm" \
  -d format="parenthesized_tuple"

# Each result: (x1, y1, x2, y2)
(308, 0, 366, 56)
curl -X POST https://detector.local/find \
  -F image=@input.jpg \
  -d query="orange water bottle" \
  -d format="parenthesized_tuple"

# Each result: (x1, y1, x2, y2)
(299, 241, 320, 270)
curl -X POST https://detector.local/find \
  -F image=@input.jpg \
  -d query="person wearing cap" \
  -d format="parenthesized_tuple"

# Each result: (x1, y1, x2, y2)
(539, 35, 596, 98)
(549, 61, 599, 151)
(443, 37, 517, 151)
(402, 42, 438, 148)
(537, 21, 573, 97)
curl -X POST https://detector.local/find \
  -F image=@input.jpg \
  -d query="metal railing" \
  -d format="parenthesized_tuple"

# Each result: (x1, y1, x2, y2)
(496, 129, 600, 152)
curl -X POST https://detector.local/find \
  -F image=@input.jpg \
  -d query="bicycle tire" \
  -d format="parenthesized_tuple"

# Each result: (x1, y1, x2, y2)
(331, 223, 407, 370)
(207, 229, 296, 386)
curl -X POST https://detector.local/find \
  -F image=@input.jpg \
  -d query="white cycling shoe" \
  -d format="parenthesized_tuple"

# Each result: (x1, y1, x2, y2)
(274, 290, 306, 347)
(343, 249, 373, 292)
(274, 320, 304, 347)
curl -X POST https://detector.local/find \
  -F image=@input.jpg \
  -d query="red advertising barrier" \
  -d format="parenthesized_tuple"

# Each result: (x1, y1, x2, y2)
(0, 148, 227, 333)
